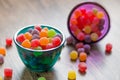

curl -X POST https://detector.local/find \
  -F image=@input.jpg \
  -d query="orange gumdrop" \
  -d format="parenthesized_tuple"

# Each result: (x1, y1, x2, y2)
(79, 52, 87, 62)
(39, 37, 49, 46)
(73, 10, 82, 19)
(39, 30, 48, 38)
(0, 47, 6, 56)
(24, 32, 32, 40)
(43, 27, 48, 31)
(21, 39, 31, 48)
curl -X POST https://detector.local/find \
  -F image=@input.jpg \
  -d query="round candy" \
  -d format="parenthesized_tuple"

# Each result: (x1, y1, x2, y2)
(0, 47, 6, 56)
(31, 39, 40, 48)
(24, 32, 32, 40)
(0, 54, 4, 64)
(48, 29, 56, 38)
(38, 77, 46, 80)
(68, 70, 76, 80)
(70, 50, 78, 61)
(84, 44, 91, 53)
(83, 26, 92, 34)
(106, 43, 112, 53)
(90, 33, 98, 41)
(16, 34, 26, 43)
(97, 11, 104, 19)
(85, 35, 91, 43)
(6, 38, 12, 46)
(70, 18, 78, 25)
(77, 32, 85, 41)
(78, 62, 87, 73)
(43, 27, 48, 31)
(66, 36, 74, 45)
(21, 39, 31, 48)
(73, 9, 82, 19)
(92, 8, 98, 15)
(28, 28, 33, 33)
(39, 30, 48, 38)
(79, 52, 87, 62)
(40, 37, 49, 46)
(52, 36, 61, 47)
(77, 48, 85, 54)
(75, 42, 84, 49)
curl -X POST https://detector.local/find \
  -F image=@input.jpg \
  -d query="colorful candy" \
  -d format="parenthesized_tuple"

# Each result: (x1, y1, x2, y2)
(68, 70, 76, 80)
(0, 55, 4, 64)
(31, 39, 40, 49)
(48, 29, 56, 38)
(39, 30, 48, 38)
(90, 33, 98, 41)
(38, 77, 46, 80)
(84, 44, 91, 53)
(70, 50, 78, 61)
(24, 32, 32, 40)
(75, 42, 84, 49)
(35, 25, 42, 32)
(6, 38, 12, 46)
(79, 52, 87, 62)
(16, 34, 26, 43)
(0, 47, 6, 56)
(66, 36, 74, 45)
(21, 39, 31, 48)
(106, 43, 112, 53)
(52, 36, 61, 47)
(78, 62, 87, 73)
(0, 76, 2, 80)
(77, 48, 85, 54)
(4, 68, 13, 78)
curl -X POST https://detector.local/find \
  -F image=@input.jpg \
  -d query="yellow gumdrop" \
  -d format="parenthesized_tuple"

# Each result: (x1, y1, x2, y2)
(70, 50, 78, 60)
(90, 33, 98, 41)
(68, 70, 76, 80)
(97, 11, 104, 19)
(21, 39, 31, 48)
(84, 26, 92, 34)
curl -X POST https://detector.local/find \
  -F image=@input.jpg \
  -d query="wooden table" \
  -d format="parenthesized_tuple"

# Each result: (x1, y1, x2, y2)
(0, 0, 120, 80)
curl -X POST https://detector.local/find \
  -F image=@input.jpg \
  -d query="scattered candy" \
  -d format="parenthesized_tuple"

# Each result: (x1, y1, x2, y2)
(0, 55, 4, 64)
(78, 62, 87, 73)
(66, 36, 74, 45)
(38, 77, 46, 80)
(0, 47, 6, 56)
(84, 44, 91, 53)
(68, 70, 76, 80)
(75, 42, 84, 49)
(77, 48, 85, 54)
(70, 50, 78, 61)
(79, 52, 87, 62)
(6, 38, 12, 46)
(4, 68, 13, 78)
(106, 43, 112, 53)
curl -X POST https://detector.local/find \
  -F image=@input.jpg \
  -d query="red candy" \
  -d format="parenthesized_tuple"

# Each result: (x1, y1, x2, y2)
(16, 34, 26, 43)
(46, 43, 54, 49)
(4, 68, 13, 77)
(31, 39, 40, 49)
(106, 43, 112, 53)
(6, 38, 12, 46)
(78, 62, 87, 73)
(35, 25, 42, 32)
(52, 36, 61, 47)
(77, 32, 85, 41)
(75, 42, 84, 49)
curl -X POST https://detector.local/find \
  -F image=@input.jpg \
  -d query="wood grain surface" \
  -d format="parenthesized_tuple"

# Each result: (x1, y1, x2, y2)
(0, 0, 120, 80)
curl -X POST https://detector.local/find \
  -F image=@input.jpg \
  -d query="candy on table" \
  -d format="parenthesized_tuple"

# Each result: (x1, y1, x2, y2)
(0, 76, 2, 80)
(70, 50, 78, 61)
(39, 30, 48, 38)
(21, 39, 31, 48)
(35, 25, 42, 32)
(16, 34, 26, 43)
(90, 33, 98, 41)
(77, 48, 85, 54)
(79, 52, 87, 62)
(48, 29, 56, 38)
(75, 42, 84, 50)
(96, 11, 104, 19)
(85, 35, 91, 43)
(38, 77, 46, 80)
(31, 29, 40, 35)
(106, 43, 112, 53)
(31, 39, 40, 49)
(0, 54, 4, 64)
(83, 26, 92, 34)
(24, 32, 32, 40)
(68, 70, 76, 80)
(39, 37, 49, 46)
(66, 36, 74, 45)
(0, 47, 6, 56)
(32, 34, 40, 40)
(78, 62, 87, 73)
(4, 68, 13, 78)
(6, 38, 12, 46)
(83, 44, 91, 53)
(52, 36, 61, 47)
(77, 32, 85, 41)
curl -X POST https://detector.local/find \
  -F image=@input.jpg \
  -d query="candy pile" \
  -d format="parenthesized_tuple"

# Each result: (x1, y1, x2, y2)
(69, 8, 105, 43)
(16, 25, 62, 50)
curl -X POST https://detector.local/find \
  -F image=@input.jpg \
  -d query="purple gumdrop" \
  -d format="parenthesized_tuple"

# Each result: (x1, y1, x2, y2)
(32, 34, 40, 40)
(77, 48, 85, 54)
(99, 26, 104, 31)
(0, 55, 4, 64)
(99, 19, 105, 26)
(84, 44, 91, 53)
(85, 35, 91, 43)
(31, 29, 40, 35)
(66, 36, 74, 45)
(28, 28, 33, 33)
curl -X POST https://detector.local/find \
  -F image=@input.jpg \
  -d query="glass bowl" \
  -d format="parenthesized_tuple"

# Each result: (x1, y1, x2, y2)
(13, 25, 65, 72)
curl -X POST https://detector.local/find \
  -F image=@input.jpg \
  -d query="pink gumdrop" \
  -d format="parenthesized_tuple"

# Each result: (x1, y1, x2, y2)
(52, 36, 62, 47)
(78, 62, 87, 73)
(75, 42, 84, 49)
(77, 32, 85, 41)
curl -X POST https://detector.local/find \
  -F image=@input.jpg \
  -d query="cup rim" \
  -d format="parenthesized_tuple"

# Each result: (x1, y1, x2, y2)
(13, 24, 66, 52)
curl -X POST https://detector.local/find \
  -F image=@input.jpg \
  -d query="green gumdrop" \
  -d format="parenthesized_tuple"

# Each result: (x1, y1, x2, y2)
(38, 77, 46, 80)
(48, 29, 56, 38)
(35, 46, 42, 50)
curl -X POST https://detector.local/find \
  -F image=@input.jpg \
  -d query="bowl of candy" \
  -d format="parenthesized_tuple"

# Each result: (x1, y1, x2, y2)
(67, 2, 110, 43)
(13, 25, 65, 72)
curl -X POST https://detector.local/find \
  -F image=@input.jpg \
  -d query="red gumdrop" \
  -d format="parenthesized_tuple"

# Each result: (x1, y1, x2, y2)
(80, 8, 86, 15)
(75, 42, 84, 49)
(78, 62, 87, 73)
(4, 68, 13, 77)
(106, 43, 112, 53)
(16, 34, 26, 43)
(46, 43, 54, 49)
(34, 25, 42, 32)
(52, 36, 62, 47)
(31, 39, 40, 49)
(77, 32, 85, 41)
(6, 38, 12, 46)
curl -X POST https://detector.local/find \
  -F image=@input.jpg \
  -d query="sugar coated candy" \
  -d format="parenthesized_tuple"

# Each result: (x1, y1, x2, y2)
(35, 25, 42, 32)
(70, 50, 78, 61)
(24, 32, 32, 40)
(79, 52, 87, 62)
(16, 34, 26, 43)
(4, 68, 13, 77)
(106, 43, 112, 53)
(78, 62, 87, 73)
(6, 38, 12, 46)
(40, 37, 49, 46)
(48, 29, 56, 38)
(68, 70, 76, 80)
(21, 39, 31, 48)
(52, 36, 61, 47)
(0, 47, 6, 56)
(31, 39, 40, 48)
